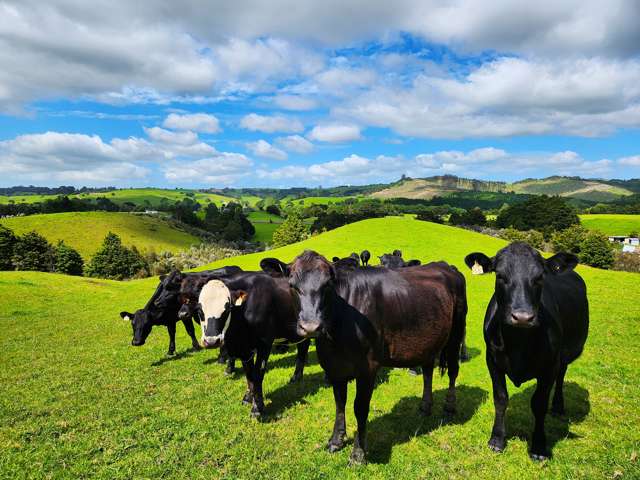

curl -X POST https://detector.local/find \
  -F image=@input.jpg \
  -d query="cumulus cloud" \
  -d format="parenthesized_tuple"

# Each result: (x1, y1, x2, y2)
(240, 113, 304, 133)
(162, 112, 221, 133)
(163, 153, 253, 185)
(618, 155, 640, 166)
(272, 95, 318, 111)
(246, 139, 287, 160)
(143, 127, 217, 157)
(307, 124, 362, 143)
(275, 135, 314, 154)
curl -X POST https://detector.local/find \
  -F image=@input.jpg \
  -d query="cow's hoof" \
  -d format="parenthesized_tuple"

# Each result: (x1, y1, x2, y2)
(326, 436, 346, 453)
(442, 407, 456, 423)
(191, 344, 201, 351)
(348, 447, 367, 466)
(224, 367, 235, 376)
(530, 451, 550, 462)
(167, 350, 176, 356)
(217, 356, 227, 365)
(250, 408, 263, 420)
(488, 437, 505, 453)
(419, 403, 432, 416)
(242, 392, 253, 405)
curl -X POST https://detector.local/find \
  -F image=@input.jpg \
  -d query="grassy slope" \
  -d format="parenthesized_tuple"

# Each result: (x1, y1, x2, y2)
(511, 178, 632, 201)
(0, 188, 235, 206)
(580, 214, 640, 236)
(0, 212, 200, 259)
(1, 217, 639, 479)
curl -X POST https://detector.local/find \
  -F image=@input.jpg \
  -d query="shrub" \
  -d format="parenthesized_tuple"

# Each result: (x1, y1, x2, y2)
(501, 228, 545, 249)
(272, 212, 309, 247)
(613, 252, 640, 273)
(0, 225, 17, 270)
(579, 231, 615, 269)
(11, 231, 54, 272)
(496, 195, 579, 235)
(550, 225, 587, 254)
(449, 207, 486, 226)
(53, 241, 84, 276)
(416, 211, 443, 224)
(85, 232, 148, 280)
(266, 204, 281, 217)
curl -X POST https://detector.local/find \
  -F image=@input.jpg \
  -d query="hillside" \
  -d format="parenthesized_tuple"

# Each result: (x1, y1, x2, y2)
(0, 212, 200, 259)
(1, 217, 639, 478)
(580, 214, 640, 236)
(0, 188, 236, 206)
(372, 176, 506, 200)
(510, 177, 634, 202)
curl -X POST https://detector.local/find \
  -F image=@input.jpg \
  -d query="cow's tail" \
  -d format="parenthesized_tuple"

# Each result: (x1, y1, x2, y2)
(439, 271, 468, 376)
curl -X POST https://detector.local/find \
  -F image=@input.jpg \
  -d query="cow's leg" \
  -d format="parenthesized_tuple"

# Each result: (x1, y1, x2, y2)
(444, 341, 460, 418)
(530, 375, 554, 461)
(350, 374, 375, 466)
(419, 358, 435, 416)
(290, 339, 310, 383)
(551, 361, 568, 417)
(327, 380, 348, 453)
(249, 343, 271, 419)
(226, 356, 236, 375)
(182, 317, 200, 351)
(241, 356, 255, 405)
(487, 353, 508, 452)
(217, 345, 228, 364)
(459, 331, 470, 362)
(166, 322, 176, 356)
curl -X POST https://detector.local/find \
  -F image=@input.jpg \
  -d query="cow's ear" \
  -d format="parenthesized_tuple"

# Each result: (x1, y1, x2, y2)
(120, 311, 133, 321)
(332, 256, 340, 263)
(407, 259, 421, 266)
(231, 290, 248, 306)
(546, 252, 578, 274)
(260, 258, 290, 277)
(464, 253, 494, 274)
(159, 274, 167, 281)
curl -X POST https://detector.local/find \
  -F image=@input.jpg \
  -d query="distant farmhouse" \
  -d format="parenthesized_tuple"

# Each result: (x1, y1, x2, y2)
(609, 236, 639, 253)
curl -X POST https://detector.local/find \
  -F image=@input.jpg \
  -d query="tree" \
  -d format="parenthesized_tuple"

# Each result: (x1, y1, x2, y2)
(85, 232, 148, 280)
(550, 225, 587, 254)
(416, 210, 443, 224)
(11, 231, 54, 272)
(496, 195, 579, 235)
(266, 204, 281, 216)
(579, 231, 615, 269)
(272, 213, 308, 247)
(450, 207, 486, 226)
(54, 241, 84, 275)
(0, 225, 17, 270)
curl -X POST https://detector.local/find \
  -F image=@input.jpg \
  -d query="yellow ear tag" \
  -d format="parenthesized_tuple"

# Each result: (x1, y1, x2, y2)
(234, 293, 247, 306)
(471, 261, 484, 275)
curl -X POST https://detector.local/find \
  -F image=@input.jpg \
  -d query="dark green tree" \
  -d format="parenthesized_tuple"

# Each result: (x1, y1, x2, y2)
(85, 232, 148, 279)
(579, 231, 615, 269)
(54, 241, 84, 276)
(496, 195, 579, 235)
(11, 231, 54, 272)
(272, 212, 308, 247)
(0, 225, 17, 270)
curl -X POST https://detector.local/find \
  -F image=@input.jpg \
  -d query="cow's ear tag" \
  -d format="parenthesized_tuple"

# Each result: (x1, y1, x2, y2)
(471, 261, 484, 275)
(234, 292, 247, 306)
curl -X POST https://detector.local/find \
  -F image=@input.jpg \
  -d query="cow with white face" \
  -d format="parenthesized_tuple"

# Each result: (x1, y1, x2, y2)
(198, 280, 246, 349)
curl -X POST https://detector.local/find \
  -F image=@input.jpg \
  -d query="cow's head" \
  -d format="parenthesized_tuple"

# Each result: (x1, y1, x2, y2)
(120, 309, 154, 346)
(288, 250, 335, 338)
(151, 270, 183, 310)
(379, 253, 405, 268)
(198, 280, 246, 349)
(465, 242, 578, 329)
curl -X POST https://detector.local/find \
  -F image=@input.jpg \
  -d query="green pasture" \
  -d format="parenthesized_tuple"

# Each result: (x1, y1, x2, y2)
(0, 212, 200, 259)
(1, 217, 638, 479)
(579, 214, 640, 236)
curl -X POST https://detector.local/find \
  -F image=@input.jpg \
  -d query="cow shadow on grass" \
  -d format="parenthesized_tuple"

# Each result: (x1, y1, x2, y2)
(503, 381, 590, 457)
(261, 371, 328, 422)
(150, 348, 200, 366)
(461, 346, 481, 362)
(367, 385, 488, 464)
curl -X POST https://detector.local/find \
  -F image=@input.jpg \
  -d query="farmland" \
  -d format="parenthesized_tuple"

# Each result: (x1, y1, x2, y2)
(579, 214, 640, 236)
(0, 212, 200, 259)
(1, 217, 638, 479)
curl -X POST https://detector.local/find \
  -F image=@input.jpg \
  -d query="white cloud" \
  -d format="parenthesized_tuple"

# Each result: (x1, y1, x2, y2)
(143, 126, 217, 157)
(240, 113, 304, 133)
(272, 95, 318, 111)
(275, 135, 314, 154)
(163, 113, 221, 133)
(307, 123, 362, 143)
(163, 153, 253, 185)
(246, 139, 287, 160)
(618, 155, 640, 166)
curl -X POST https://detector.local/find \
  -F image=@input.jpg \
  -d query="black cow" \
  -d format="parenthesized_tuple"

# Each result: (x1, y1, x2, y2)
(198, 270, 311, 419)
(378, 252, 421, 268)
(283, 250, 467, 465)
(360, 250, 371, 266)
(465, 242, 589, 460)
(120, 267, 241, 355)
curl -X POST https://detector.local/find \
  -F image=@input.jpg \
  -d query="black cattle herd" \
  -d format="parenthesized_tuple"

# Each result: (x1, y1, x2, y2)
(120, 243, 589, 465)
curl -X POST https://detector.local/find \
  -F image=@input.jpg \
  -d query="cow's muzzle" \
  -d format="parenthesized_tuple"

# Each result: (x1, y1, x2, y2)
(509, 310, 538, 328)
(131, 339, 145, 346)
(201, 336, 222, 349)
(297, 320, 321, 338)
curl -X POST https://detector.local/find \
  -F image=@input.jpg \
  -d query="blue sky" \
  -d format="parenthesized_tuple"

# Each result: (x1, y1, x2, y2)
(1, 1, 639, 188)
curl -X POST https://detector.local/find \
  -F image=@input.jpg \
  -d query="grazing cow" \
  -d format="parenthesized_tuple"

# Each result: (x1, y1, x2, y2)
(283, 250, 467, 465)
(360, 250, 371, 266)
(198, 270, 311, 418)
(120, 267, 241, 355)
(378, 252, 422, 268)
(464, 242, 589, 460)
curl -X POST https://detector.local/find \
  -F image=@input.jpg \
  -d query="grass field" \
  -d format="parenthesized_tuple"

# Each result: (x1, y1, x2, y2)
(580, 214, 640, 236)
(286, 196, 357, 206)
(0, 188, 236, 207)
(0, 212, 200, 259)
(1, 217, 639, 479)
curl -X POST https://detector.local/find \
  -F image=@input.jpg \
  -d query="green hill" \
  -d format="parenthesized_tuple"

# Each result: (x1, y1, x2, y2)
(580, 214, 640, 236)
(0, 217, 639, 478)
(0, 212, 200, 259)
(511, 177, 634, 202)
(371, 176, 506, 200)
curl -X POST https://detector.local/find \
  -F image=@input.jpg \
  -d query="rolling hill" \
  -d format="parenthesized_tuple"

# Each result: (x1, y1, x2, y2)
(0, 216, 638, 478)
(0, 212, 200, 259)
(580, 214, 640, 236)
(510, 177, 634, 202)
